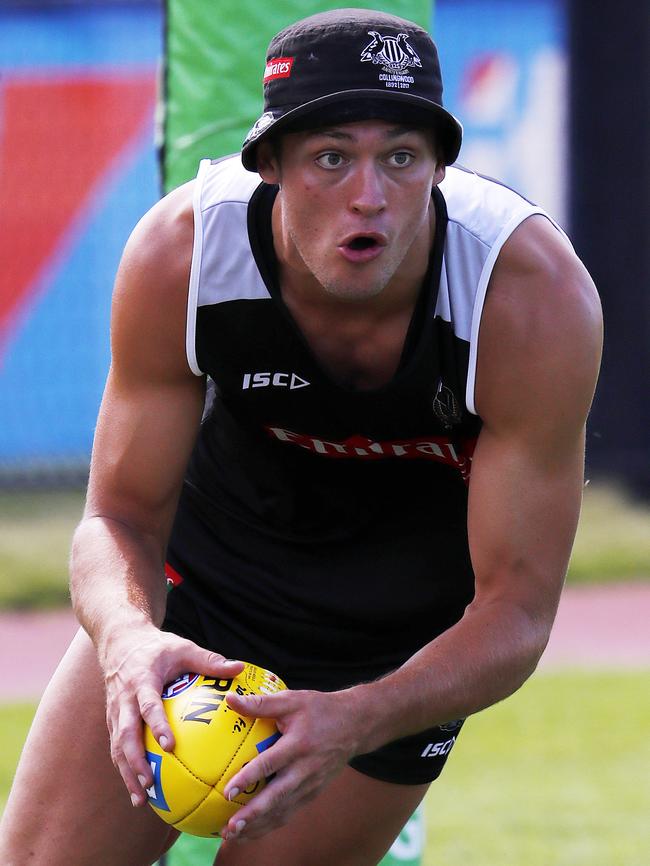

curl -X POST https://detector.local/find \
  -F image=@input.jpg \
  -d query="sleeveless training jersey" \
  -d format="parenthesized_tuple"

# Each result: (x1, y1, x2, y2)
(165, 155, 564, 688)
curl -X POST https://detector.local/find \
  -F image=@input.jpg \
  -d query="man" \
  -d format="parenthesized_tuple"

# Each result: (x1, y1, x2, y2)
(0, 8, 602, 866)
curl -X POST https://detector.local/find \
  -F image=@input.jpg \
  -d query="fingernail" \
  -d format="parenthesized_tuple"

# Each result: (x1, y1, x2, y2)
(137, 775, 147, 788)
(159, 735, 169, 750)
(235, 819, 246, 836)
(131, 793, 140, 807)
(227, 787, 240, 801)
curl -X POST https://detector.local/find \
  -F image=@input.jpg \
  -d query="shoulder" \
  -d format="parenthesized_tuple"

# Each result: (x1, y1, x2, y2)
(488, 213, 602, 353)
(475, 214, 603, 435)
(440, 166, 538, 248)
(197, 154, 262, 210)
(110, 181, 196, 383)
(119, 180, 195, 292)
(120, 155, 258, 294)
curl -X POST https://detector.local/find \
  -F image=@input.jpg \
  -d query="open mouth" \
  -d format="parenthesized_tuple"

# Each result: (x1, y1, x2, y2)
(338, 233, 387, 263)
(347, 236, 379, 251)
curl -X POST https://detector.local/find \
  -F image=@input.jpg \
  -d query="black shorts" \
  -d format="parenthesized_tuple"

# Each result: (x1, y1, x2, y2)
(162, 576, 466, 786)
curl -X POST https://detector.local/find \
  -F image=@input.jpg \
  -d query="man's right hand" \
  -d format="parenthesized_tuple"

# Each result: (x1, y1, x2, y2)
(101, 624, 244, 806)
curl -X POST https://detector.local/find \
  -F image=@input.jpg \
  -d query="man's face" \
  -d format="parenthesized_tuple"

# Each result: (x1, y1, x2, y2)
(259, 120, 444, 303)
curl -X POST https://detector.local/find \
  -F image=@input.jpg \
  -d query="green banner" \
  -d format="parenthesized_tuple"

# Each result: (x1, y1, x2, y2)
(162, 0, 431, 191)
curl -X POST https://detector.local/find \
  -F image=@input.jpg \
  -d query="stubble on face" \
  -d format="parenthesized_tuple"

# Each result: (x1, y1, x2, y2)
(285, 223, 408, 303)
(268, 121, 442, 307)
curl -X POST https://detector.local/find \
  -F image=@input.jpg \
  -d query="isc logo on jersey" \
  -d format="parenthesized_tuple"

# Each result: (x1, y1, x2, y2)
(242, 372, 310, 390)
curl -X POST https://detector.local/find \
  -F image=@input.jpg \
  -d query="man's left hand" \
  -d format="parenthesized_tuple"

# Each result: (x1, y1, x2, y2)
(221, 687, 363, 841)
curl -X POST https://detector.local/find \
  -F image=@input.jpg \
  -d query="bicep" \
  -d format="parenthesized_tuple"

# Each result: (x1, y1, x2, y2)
(467, 421, 585, 625)
(86, 369, 205, 541)
(84, 184, 204, 541)
(467, 216, 602, 624)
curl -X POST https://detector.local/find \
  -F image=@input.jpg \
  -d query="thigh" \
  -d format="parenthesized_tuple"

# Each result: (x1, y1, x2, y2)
(0, 628, 176, 866)
(215, 766, 429, 866)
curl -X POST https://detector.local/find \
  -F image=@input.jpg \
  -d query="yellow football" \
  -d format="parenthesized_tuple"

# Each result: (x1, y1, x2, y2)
(144, 663, 286, 837)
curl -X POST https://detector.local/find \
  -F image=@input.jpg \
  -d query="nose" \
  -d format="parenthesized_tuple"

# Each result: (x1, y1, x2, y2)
(348, 160, 387, 217)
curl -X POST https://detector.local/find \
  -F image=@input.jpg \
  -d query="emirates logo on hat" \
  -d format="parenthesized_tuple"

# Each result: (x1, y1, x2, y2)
(264, 56, 294, 83)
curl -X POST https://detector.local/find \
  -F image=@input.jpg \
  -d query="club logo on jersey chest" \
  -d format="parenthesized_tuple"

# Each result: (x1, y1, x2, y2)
(432, 379, 463, 428)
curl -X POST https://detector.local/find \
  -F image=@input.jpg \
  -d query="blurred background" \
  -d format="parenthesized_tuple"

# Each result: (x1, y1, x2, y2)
(0, 1, 648, 864)
(1, 0, 649, 492)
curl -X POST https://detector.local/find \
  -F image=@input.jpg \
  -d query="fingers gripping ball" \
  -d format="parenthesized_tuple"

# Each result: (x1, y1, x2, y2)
(144, 664, 286, 837)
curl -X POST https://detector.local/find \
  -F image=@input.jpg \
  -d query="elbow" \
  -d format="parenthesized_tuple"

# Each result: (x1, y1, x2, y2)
(468, 593, 556, 692)
(509, 605, 554, 685)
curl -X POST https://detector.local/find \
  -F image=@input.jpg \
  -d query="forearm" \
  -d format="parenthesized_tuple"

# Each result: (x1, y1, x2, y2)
(69, 514, 169, 666)
(70, 512, 244, 808)
(352, 594, 552, 754)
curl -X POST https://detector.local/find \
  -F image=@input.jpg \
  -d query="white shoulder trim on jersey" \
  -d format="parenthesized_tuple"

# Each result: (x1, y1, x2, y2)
(186, 156, 272, 375)
(197, 158, 270, 307)
(438, 166, 571, 417)
(186, 158, 211, 376)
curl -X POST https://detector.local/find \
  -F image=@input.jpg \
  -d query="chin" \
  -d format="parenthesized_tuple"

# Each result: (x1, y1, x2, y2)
(317, 262, 395, 302)
(318, 276, 387, 302)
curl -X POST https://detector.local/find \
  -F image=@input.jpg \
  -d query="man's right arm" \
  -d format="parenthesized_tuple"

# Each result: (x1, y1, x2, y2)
(70, 183, 243, 806)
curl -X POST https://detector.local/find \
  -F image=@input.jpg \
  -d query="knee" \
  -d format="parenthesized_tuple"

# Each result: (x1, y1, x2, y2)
(157, 828, 181, 860)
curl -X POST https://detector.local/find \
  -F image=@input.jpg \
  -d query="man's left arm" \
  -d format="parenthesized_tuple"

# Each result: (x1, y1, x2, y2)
(405, 214, 603, 721)
(359, 214, 603, 732)
(364, 216, 602, 733)
(220, 215, 603, 838)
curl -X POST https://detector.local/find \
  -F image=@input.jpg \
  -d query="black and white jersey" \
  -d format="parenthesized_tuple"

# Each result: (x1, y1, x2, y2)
(165, 155, 567, 683)
(179, 155, 565, 537)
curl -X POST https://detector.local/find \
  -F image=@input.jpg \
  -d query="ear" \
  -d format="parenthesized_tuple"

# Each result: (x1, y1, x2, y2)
(255, 141, 281, 185)
(433, 164, 446, 187)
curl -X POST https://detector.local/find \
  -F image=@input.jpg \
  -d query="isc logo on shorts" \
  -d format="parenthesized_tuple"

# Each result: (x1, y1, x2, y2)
(420, 736, 456, 758)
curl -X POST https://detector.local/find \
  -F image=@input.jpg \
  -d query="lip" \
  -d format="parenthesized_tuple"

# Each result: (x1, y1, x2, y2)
(337, 232, 388, 264)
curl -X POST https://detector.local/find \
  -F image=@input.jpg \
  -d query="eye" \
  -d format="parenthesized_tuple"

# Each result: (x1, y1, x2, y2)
(387, 151, 414, 167)
(315, 152, 346, 169)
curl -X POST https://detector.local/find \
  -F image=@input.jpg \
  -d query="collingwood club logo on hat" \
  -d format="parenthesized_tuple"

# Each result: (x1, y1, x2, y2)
(360, 30, 423, 82)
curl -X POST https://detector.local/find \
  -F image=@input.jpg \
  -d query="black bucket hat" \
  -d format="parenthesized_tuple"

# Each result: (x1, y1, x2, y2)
(241, 8, 463, 172)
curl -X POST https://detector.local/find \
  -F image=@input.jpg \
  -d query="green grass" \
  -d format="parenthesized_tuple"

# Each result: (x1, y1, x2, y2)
(424, 671, 650, 866)
(0, 490, 83, 609)
(567, 484, 650, 583)
(0, 483, 649, 610)
(0, 703, 34, 815)
(2, 672, 649, 864)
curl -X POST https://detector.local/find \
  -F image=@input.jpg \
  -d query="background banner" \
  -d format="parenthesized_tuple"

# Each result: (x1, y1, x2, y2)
(161, 0, 431, 191)
(0, 2, 160, 481)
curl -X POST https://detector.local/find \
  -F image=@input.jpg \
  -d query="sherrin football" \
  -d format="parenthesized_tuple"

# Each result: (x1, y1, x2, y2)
(144, 663, 286, 837)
